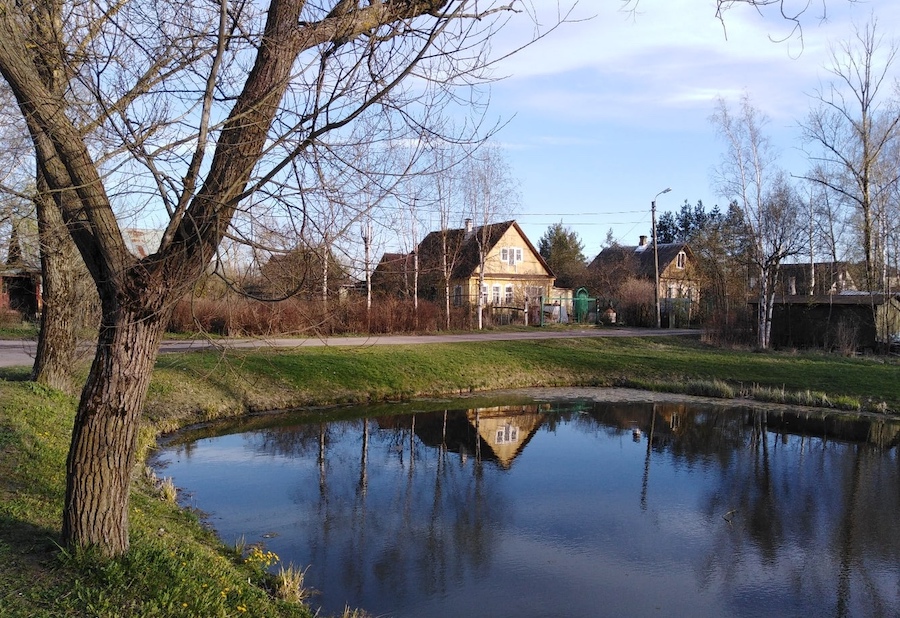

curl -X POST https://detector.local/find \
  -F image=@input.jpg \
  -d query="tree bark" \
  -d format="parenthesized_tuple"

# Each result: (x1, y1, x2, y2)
(32, 189, 81, 392)
(62, 296, 168, 555)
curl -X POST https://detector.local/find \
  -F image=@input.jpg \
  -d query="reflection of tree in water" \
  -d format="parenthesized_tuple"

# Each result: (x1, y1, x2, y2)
(696, 410, 900, 616)
(244, 411, 511, 612)
(190, 400, 900, 615)
(561, 400, 900, 615)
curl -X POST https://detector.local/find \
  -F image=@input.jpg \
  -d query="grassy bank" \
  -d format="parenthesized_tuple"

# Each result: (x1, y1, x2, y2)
(2, 335, 899, 617)
(146, 335, 900, 428)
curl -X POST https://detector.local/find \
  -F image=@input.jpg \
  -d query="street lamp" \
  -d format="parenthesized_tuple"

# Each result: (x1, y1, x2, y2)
(651, 187, 671, 329)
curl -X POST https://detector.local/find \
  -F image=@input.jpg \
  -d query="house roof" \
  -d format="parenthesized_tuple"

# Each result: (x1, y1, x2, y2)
(2, 221, 40, 276)
(416, 220, 554, 280)
(588, 241, 691, 279)
(372, 252, 414, 277)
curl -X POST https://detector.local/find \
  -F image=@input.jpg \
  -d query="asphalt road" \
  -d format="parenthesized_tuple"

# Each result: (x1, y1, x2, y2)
(0, 327, 697, 369)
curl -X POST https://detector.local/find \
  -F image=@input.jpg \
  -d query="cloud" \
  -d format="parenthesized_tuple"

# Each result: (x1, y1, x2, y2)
(488, 0, 896, 125)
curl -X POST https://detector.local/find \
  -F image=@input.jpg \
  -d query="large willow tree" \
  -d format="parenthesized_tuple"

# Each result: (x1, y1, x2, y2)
(0, 0, 552, 556)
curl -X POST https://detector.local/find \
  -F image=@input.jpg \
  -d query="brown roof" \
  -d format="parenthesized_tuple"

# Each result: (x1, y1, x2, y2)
(414, 220, 554, 279)
(589, 242, 691, 278)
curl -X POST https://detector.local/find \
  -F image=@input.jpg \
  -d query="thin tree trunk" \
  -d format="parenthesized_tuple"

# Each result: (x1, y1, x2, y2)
(32, 189, 81, 392)
(62, 300, 168, 554)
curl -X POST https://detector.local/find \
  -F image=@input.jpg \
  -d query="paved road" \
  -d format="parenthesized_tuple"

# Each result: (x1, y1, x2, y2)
(0, 328, 697, 368)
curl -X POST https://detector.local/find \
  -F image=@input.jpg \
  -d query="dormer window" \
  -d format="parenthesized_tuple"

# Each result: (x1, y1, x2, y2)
(676, 251, 686, 269)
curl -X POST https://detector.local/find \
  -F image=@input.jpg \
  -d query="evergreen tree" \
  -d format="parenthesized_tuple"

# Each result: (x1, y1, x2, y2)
(538, 222, 587, 289)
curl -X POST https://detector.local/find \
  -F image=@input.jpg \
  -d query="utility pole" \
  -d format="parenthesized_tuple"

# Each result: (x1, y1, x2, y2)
(652, 188, 671, 329)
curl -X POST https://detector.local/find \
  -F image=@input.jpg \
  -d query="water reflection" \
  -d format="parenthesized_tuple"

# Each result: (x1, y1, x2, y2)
(155, 399, 900, 618)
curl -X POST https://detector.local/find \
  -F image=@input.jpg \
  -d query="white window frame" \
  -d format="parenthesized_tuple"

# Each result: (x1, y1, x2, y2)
(504, 285, 514, 304)
(492, 285, 501, 304)
(501, 247, 524, 266)
(676, 251, 686, 269)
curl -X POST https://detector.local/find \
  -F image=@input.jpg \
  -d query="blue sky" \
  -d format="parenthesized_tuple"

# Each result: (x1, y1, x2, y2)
(482, 0, 900, 258)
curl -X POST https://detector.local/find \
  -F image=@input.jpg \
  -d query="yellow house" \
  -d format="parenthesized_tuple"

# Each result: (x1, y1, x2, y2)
(395, 219, 556, 308)
(372, 219, 556, 308)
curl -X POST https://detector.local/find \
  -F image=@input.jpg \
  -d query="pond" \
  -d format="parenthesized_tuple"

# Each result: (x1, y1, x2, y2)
(153, 391, 900, 618)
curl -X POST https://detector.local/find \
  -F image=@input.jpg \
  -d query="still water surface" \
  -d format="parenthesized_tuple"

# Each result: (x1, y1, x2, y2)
(154, 395, 900, 618)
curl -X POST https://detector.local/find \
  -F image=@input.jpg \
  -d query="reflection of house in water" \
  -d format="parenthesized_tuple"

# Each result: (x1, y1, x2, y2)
(411, 405, 547, 469)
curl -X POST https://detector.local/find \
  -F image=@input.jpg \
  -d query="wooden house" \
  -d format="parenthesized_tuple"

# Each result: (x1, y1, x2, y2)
(0, 223, 42, 319)
(373, 219, 556, 312)
(588, 236, 699, 325)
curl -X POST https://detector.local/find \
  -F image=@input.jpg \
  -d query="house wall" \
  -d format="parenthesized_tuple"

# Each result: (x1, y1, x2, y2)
(478, 226, 549, 278)
(458, 226, 554, 306)
(659, 254, 698, 302)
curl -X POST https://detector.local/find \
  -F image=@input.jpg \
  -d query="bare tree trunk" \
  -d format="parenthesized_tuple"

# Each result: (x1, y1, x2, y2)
(443, 241, 450, 330)
(756, 265, 770, 349)
(29, 0, 90, 392)
(363, 221, 372, 324)
(32, 189, 81, 392)
(62, 298, 168, 555)
(477, 267, 485, 330)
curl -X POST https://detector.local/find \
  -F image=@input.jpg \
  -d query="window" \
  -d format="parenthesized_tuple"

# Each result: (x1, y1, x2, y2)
(501, 247, 523, 266)
(495, 424, 519, 445)
(492, 285, 501, 304)
(481, 285, 488, 305)
(676, 251, 686, 269)
(505, 285, 514, 304)
(452, 285, 463, 307)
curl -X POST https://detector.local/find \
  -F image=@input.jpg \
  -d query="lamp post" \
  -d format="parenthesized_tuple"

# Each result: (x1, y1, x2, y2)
(651, 187, 671, 329)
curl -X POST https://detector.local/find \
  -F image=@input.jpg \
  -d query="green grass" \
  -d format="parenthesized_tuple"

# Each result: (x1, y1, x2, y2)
(147, 337, 900, 425)
(0, 384, 312, 617)
(2, 335, 900, 616)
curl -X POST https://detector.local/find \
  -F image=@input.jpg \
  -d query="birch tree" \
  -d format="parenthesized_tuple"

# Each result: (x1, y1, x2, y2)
(712, 94, 803, 348)
(463, 142, 518, 329)
(800, 17, 900, 293)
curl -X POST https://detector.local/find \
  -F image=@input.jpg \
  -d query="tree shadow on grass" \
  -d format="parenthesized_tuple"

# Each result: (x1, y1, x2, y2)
(0, 514, 66, 607)
(0, 367, 32, 381)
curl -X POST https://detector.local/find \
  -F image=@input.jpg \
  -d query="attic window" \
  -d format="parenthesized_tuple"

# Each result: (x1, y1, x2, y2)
(500, 247, 523, 265)
(676, 251, 686, 269)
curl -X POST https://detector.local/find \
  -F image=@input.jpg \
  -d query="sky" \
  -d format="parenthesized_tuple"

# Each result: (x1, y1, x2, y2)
(477, 0, 900, 259)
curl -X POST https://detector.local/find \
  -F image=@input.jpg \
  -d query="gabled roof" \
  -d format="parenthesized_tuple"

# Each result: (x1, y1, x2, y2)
(589, 241, 691, 279)
(2, 221, 40, 276)
(417, 220, 554, 279)
(372, 252, 414, 276)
